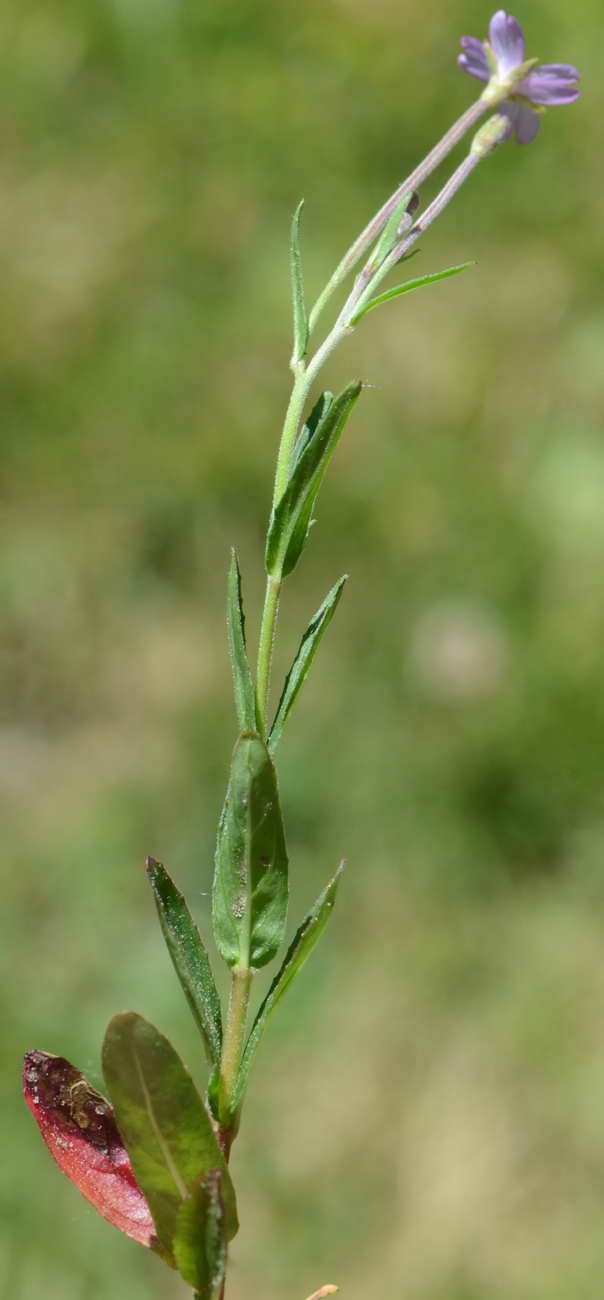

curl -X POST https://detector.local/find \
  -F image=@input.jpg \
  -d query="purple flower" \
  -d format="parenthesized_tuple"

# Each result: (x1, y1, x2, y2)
(459, 10, 579, 143)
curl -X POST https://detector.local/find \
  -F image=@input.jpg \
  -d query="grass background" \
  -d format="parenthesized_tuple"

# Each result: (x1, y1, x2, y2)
(2, 1, 602, 1297)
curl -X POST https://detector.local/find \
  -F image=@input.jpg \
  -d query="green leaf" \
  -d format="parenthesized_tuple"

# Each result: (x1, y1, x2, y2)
(292, 390, 332, 469)
(268, 576, 347, 755)
(102, 1013, 238, 1265)
(265, 380, 362, 579)
(212, 732, 288, 970)
(232, 863, 343, 1110)
(173, 1170, 226, 1297)
(290, 199, 308, 368)
(350, 261, 475, 324)
(280, 391, 334, 575)
(366, 190, 414, 270)
(226, 550, 256, 731)
(145, 858, 222, 1068)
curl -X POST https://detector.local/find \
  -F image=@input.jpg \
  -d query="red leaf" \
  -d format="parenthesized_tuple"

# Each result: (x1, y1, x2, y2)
(23, 1049, 157, 1249)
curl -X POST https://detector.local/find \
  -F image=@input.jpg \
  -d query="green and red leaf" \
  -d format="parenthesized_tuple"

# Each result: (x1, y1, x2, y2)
(22, 1050, 160, 1254)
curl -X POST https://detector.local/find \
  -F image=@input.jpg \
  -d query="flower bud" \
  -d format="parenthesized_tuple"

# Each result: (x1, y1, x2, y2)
(471, 113, 511, 155)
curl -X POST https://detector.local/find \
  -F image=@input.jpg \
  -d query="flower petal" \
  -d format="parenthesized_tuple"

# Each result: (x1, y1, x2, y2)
(460, 35, 489, 61)
(23, 1050, 158, 1249)
(535, 63, 580, 78)
(458, 36, 490, 80)
(458, 53, 489, 82)
(502, 99, 540, 144)
(489, 10, 525, 74)
(518, 63, 580, 105)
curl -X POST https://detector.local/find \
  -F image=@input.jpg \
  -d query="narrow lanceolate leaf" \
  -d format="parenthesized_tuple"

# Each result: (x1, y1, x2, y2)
(226, 550, 256, 731)
(350, 261, 475, 324)
(102, 1013, 238, 1266)
(145, 858, 222, 1068)
(290, 199, 309, 368)
(213, 732, 288, 970)
(22, 1050, 162, 1256)
(268, 576, 347, 755)
(367, 190, 414, 271)
(232, 864, 343, 1109)
(173, 1170, 226, 1296)
(292, 390, 332, 470)
(265, 380, 362, 579)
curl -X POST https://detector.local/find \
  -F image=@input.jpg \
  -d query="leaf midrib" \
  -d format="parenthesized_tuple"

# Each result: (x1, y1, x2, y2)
(132, 1044, 188, 1201)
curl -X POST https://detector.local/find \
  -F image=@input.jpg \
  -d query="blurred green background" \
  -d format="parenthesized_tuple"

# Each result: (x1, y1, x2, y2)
(2, 1, 601, 1297)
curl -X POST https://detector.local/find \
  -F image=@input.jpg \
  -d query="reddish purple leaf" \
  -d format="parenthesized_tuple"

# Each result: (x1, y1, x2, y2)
(23, 1049, 158, 1250)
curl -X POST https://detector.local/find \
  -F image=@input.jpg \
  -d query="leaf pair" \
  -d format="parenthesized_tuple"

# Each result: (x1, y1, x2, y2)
(23, 1026, 235, 1297)
(228, 550, 347, 754)
(150, 790, 341, 1126)
(24, 845, 344, 1283)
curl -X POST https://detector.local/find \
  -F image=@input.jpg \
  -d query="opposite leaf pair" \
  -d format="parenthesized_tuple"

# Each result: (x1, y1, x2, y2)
(229, 552, 347, 755)
(23, 1017, 236, 1298)
(23, 842, 343, 1286)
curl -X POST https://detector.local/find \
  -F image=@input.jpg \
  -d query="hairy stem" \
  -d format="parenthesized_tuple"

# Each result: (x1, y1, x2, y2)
(272, 368, 311, 509)
(218, 969, 252, 1134)
(255, 574, 282, 737)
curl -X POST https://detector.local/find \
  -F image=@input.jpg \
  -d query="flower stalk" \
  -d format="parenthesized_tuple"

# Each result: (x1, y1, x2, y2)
(307, 95, 488, 335)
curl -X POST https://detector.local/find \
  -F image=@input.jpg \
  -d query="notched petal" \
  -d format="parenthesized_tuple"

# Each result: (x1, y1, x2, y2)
(488, 9, 525, 73)
(535, 62, 580, 79)
(458, 36, 490, 81)
(23, 1050, 158, 1250)
(520, 65, 580, 105)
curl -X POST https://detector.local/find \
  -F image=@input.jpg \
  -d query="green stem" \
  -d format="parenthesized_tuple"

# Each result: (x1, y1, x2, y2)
(272, 367, 310, 508)
(218, 969, 252, 1126)
(254, 107, 502, 748)
(255, 366, 315, 738)
(255, 574, 282, 737)
(254, 295, 352, 740)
